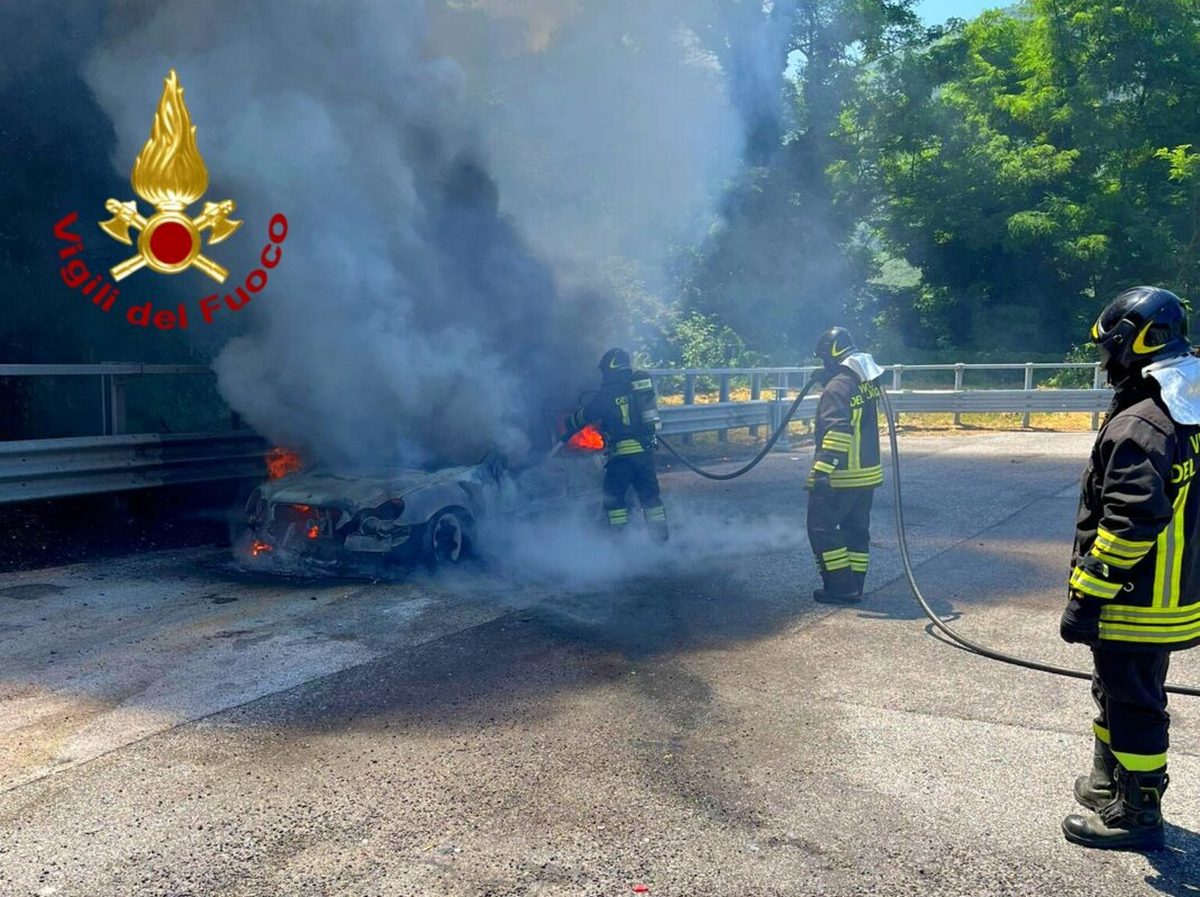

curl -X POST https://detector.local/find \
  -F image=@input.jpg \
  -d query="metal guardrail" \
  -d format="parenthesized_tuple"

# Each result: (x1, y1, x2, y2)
(0, 364, 255, 503)
(0, 363, 220, 437)
(649, 362, 1109, 439)
(658, 388, 1112, 441)
(0, 432, 267, 503)
(0, 362, 1111, 503)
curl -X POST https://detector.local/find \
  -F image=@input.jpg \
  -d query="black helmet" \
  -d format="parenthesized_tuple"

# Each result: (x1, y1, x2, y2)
(815, 327, 856, 370)
(1092, 287, 1190, 386)
(598, 347, 632, 377)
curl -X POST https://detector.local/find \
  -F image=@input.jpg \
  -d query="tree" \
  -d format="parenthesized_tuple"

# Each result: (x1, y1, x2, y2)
(839, 1, 1200, 356)
(681, 0, 925, 362)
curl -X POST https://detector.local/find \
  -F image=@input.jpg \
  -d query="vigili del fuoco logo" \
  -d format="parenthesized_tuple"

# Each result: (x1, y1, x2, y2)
(53, 69, 289, 331)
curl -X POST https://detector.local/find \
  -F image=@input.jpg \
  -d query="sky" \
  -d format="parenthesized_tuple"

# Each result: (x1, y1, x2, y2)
(916, 0, 998, 23)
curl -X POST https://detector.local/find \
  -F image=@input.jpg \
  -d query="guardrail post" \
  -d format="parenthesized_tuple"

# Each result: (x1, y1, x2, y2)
(953, 363, 965, 428)
(718, 374, 731, 442)
(100, 374, 127, 436)
(772, 385, 791, 450)
(891, 365, 903, 429)
(1023, 362, 1034, 429)
(683, 374, 696, 444)
(100, 375, 110, 436)
(1092, 363, 1103, 431)
(750, 374, 763, 438)
(110, 375, 127, 435)
(779, 374, 791, 447)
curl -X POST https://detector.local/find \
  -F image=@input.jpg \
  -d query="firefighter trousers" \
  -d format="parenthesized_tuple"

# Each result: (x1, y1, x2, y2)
(603, 451, 668, 541)
(1091, 647, 1171, 774)
(807, 486, 874, 587)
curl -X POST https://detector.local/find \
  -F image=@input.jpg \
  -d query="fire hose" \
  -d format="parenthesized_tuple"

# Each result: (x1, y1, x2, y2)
(660, 382, 1200, 697)
(657, 378, 818, 480)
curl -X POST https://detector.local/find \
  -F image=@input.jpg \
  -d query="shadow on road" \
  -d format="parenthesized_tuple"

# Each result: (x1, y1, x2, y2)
(0, 439, 1093, 784)
(1144, 822, 1200, 895)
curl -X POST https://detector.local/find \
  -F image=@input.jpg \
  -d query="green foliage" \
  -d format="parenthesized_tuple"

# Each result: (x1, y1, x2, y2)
(677, 0, 1200, 365)
(837, 0, 1200, 356)
(679, 0, 925, 362)
(672, 311, 755, 368)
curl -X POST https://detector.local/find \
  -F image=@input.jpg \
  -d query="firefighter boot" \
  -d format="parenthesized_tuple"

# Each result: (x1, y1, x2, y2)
(814, 568, 862, 605)
(1073, 736, 1116, 812)
(1062, 766, 1167, 851)
(644, 505, 669, 544)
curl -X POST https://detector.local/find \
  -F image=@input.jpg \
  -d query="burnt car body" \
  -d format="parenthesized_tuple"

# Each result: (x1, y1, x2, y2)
(236, 442, 604, 577)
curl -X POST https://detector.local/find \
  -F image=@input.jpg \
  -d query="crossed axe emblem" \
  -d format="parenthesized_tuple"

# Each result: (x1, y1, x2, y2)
(99, 198, 242, 283)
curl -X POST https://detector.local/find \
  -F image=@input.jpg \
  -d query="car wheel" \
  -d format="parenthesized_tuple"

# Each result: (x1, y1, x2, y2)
(425, 507, 471, 568)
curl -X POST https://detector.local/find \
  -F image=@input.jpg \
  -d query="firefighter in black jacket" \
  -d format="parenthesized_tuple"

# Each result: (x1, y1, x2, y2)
(806, 327, 885, 604)
(562, 348, 668, 542)
(1060, 286, 1200, 851)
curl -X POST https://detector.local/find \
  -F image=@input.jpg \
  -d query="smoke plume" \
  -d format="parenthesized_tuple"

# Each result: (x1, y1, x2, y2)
(82, 0, 782, 468)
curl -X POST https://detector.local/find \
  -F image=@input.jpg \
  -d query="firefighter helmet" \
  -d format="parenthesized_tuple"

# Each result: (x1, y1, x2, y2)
(1092, 287, 1191, 386)
(815, 327, 856, 370)
(598, 347, 632, 376)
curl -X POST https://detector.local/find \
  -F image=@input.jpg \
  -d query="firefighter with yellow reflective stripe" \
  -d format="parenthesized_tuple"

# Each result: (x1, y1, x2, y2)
(805, 328, 885, 604)
(562, 348, 667, 542)
(1060, 286, 1200, 851)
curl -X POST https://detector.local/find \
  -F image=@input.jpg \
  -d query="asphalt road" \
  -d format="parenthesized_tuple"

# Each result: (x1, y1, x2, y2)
(1, 432, 1198, 897)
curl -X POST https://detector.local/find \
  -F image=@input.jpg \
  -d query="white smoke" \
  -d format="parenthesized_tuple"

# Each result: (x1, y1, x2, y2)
(477, 503, 804, 592)
(84, 0, 782, 468)
(428, 0, 746, 292)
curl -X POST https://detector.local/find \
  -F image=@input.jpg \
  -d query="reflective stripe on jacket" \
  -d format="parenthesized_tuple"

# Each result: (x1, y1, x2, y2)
(1074, 393, 1200, 650)
(811, 369, 883, 490)
(565, 369, 656, 456)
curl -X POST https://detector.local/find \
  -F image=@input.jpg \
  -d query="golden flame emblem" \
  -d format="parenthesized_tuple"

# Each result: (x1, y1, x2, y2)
(99, 70, 242, 282)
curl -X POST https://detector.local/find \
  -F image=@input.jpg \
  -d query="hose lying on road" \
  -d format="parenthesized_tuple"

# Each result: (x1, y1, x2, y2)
(660, 378, 1200, 696)
(657, 379, 816, 481)
(879, 387, 1200, 697)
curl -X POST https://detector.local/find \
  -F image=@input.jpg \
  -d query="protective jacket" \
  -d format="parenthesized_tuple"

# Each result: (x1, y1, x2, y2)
(811, 355, 884, 489)
(566, 369, 657, 457)
(1072, 388, 1200, 650)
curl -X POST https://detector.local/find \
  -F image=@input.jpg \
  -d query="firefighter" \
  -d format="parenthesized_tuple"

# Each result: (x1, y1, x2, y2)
(562, 348, 668, 542)
(805, 327, 885, 604)
(1060, 286, 1200, 851)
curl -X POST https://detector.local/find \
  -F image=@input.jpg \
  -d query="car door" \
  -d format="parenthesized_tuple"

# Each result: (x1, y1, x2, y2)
(504, 460, 570, 519)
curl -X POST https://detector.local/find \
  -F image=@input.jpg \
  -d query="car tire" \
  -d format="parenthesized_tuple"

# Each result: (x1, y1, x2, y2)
(424, 507, 471, 569)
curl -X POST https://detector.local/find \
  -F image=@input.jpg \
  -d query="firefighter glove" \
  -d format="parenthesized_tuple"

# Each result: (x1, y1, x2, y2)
(806, 472, 832, 493)
(1060, 592, 1102, 645)
(807, 368, 833, 388)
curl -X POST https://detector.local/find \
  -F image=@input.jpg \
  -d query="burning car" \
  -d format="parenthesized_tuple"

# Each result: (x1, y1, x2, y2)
(236, 426, 606, 577)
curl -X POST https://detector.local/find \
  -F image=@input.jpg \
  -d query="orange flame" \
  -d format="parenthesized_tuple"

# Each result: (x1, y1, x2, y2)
(266, 447, 303, 479)
(568, 425, 605, 452)
(131, 70, 208, 210)
(251, 540, 272, 557)
(307, 522, 321, 540)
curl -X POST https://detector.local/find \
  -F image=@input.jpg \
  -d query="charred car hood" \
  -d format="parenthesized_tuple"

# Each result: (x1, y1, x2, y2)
(258, 467, 481, 511)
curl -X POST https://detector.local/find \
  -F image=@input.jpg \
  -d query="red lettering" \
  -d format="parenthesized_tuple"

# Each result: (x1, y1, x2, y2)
(58, 243, 83, 259)
(82, 275, 102, 296)
(61, 258, 89, 288)
(102, 287, 119, 313)
(92, 284, 111, 308)
(53, 211, 82, 243)
(260, 243, 281, 269)
(269, 213, 288, 244)
(127, 301, 152, 327)
(177, 303, 189, 329)
(225, 287, 251, 311)
(153, 309, 177, 330)
(200, 294, 222, 324)
(246, 269, 267, 293)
